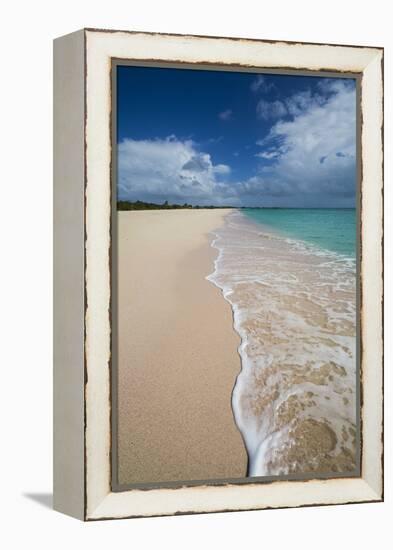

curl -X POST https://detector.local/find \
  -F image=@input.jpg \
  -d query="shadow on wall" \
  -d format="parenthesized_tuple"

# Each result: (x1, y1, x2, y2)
(23, 493, 53, 509)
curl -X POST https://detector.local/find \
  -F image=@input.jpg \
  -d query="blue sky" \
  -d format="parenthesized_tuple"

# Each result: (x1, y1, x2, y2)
(117, 66, 357, 207)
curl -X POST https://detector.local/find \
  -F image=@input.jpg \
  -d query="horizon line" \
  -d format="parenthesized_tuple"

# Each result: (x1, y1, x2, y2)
(117, 200, 355, 210)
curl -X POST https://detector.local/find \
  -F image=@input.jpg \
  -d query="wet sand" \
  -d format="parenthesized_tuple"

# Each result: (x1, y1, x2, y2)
(208, 211, 357, 477)
(116, 209, 247, 485)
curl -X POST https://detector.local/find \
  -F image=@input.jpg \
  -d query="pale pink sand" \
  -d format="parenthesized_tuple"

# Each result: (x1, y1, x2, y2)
(116, 209, 247, 485)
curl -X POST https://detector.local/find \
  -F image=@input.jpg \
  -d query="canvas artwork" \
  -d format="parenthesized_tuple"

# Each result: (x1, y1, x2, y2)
(113, 64, 359, 488)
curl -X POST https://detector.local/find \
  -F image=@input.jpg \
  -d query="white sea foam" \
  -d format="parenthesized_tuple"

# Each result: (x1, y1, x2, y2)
(207, 211, 357, 477)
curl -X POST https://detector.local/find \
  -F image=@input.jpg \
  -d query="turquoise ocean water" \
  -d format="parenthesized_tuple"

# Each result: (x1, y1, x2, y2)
(242, 208, 356, 258)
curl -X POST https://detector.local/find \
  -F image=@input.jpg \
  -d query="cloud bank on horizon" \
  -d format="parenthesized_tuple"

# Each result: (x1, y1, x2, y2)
(117, 68, 356, 208)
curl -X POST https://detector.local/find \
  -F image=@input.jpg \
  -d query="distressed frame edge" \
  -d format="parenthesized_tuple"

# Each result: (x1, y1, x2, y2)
(53, 29, 86, 520)
(83, 26, 384, 52)
(358, 49, 384, 500)
(82, 29, 383, 521)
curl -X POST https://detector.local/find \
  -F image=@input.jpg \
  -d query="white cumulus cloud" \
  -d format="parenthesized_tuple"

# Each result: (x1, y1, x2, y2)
(256, 99, 287, 120)
(255, 150, 281, 160)
(252, 79, 356, 206)
(118, 136, 235, 205)
(250, 75, 275, 94)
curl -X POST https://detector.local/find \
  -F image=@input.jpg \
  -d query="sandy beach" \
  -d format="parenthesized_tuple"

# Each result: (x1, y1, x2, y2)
(116, 209, 247, 485)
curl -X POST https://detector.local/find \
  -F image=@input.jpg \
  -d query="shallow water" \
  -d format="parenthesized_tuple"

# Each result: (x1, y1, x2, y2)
(243, 207, 356, 258)
(207, 210, 357, 477)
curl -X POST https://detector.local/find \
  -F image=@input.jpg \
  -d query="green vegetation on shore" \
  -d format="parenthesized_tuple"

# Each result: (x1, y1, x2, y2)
(117, 200, 236, 211)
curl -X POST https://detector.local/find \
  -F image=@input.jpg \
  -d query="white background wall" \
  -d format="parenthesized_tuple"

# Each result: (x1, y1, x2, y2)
(1, 1, 391, 548)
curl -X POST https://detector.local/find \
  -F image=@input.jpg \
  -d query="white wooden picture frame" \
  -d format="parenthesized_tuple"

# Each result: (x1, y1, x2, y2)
(53, 28, 383, 521)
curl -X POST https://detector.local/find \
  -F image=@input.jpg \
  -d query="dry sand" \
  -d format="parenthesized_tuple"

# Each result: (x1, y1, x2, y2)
(116, 209, 247, 485)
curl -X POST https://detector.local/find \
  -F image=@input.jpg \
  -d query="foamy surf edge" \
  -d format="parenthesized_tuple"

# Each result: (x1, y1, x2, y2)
(206, 213, 267, 475)
(205, 210, 357, 478)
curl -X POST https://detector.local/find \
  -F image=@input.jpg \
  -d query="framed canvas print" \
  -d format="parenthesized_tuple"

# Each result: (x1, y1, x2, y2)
(53, 29, 384, 520)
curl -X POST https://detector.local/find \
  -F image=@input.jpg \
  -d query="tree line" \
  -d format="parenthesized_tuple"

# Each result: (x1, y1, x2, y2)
(117, 200, 236, 211)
